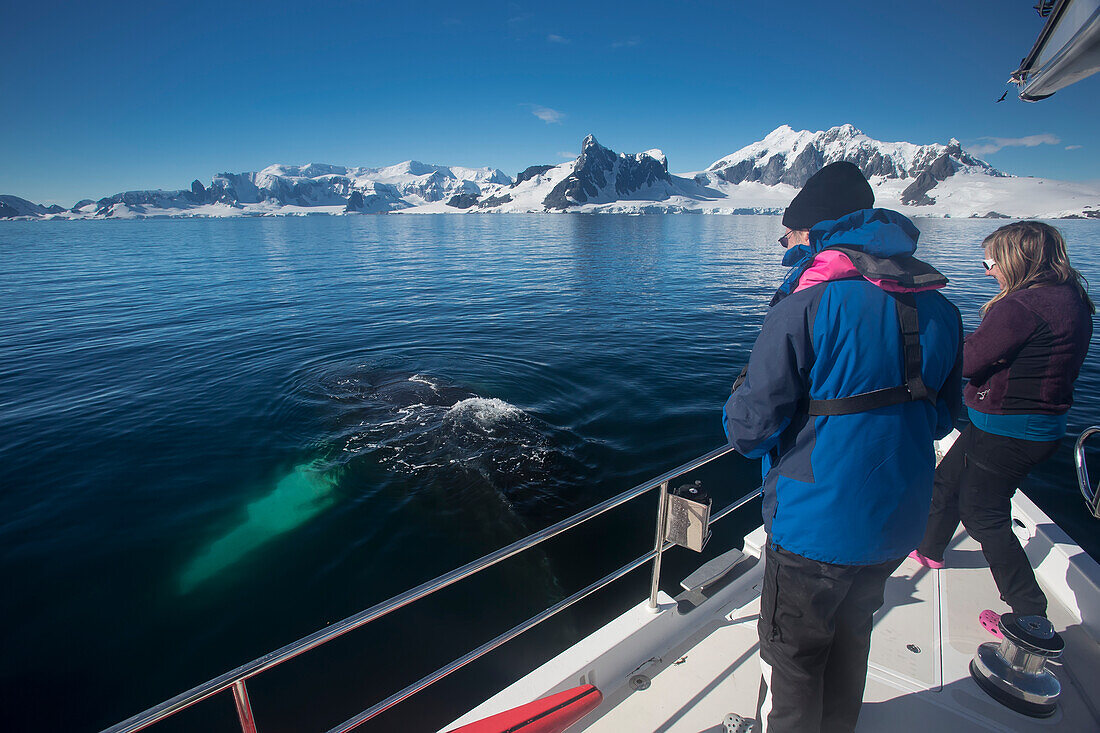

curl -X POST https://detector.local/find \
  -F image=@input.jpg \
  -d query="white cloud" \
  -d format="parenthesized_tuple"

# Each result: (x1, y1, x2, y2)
(525, 104, 565, 124)
(612, 36, 641, 48)
(547, 34, 570, 44)
(558, 151, 577, 159)
(1066, 144, 1083, 150)
(969, 133, 1061, 155)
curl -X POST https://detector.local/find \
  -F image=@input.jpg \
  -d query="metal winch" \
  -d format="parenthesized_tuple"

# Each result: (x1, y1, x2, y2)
(969, 613, 1064, 718)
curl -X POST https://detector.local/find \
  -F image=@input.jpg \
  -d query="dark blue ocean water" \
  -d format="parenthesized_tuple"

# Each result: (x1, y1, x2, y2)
(1, 215, 1098, 732)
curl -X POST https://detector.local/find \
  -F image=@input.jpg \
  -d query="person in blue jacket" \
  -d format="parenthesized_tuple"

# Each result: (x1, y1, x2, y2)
(723, 162, 963, 733)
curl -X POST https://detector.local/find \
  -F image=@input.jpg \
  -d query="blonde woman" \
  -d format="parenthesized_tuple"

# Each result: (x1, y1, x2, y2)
(910, 221, 1094, 636)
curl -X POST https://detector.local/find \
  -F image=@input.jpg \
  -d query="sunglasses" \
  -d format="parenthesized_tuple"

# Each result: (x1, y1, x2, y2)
(778, 231, 796, 248)
(982, 258, 997, 271)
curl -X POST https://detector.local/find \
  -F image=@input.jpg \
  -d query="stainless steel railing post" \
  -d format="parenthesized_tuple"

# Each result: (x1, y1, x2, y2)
(326, 485, 763, 732)
(647, 481, 670, 611)
(232, 680, 258, 733)
(1074, 426, 1100, 519)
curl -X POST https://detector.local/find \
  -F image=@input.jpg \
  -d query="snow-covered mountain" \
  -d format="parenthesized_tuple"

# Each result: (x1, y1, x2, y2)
(4, 125, 1098, 220)
(0, 195, 65, 218)
(699, 124, 1004, 207)
(52, 161, 512, 219)
(677, 124, 1099, 219)
(542, 134, 680, 208)
(417, 128, 1097, 218)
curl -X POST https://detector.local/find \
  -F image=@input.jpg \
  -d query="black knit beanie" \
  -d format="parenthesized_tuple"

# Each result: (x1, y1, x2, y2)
(782, 161, 874, 230)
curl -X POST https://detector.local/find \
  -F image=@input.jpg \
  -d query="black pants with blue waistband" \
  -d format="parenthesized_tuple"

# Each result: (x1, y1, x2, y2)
(755, 542, 903, 733)
(917, 423, 1058, 616)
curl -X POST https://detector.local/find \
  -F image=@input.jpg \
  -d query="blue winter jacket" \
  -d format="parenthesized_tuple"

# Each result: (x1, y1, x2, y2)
(723, 209, 963, 565)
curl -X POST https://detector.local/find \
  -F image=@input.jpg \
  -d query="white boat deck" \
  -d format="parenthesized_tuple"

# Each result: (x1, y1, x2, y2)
(445, 493, 1100, 732)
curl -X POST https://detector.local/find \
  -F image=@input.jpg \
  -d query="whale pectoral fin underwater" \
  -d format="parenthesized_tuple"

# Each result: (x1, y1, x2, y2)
(178, 462, 339, 594)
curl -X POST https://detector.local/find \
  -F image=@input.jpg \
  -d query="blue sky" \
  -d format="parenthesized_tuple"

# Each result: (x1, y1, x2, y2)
(3, 0, 1098, 205)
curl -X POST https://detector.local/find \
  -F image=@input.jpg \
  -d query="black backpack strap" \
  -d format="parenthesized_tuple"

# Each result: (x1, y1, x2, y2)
(895, 292, 930, 402)
(807, 292, 937, 416)
(807, 385, 917, 416)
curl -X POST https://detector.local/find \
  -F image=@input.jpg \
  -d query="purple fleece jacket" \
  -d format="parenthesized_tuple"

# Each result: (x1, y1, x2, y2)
(964, 283, 1093, 415)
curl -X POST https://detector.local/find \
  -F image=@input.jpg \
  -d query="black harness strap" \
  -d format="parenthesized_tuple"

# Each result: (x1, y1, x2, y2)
(896, 292, 930, 402)
(807, 292, 937, 416)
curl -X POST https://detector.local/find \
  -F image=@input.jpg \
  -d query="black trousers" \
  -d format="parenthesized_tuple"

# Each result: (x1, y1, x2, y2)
(755, 542, 903, 733)
(917, 423, 1058, 616)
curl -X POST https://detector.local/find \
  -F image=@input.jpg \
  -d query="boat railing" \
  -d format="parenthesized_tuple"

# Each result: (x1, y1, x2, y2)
(1074, 425, 1100, 519)
(103, 444, 756, 733)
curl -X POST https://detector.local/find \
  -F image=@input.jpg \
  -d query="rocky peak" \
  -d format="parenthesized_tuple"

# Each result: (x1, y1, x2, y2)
(0, 195, 48, 217)
(900, 138, 1004, 206)
(543, 135, 673, 210)
(345, 190, 366, 212)
(705, 124, 1003, 193)
(514, 164, 556, 187)
(577, 134, 617, 172)
(820, 123, 863, 144)
(190, 179, 208, 203)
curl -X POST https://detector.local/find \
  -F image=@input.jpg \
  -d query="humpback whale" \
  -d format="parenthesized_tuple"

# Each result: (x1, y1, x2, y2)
(177, 368, 587, 593)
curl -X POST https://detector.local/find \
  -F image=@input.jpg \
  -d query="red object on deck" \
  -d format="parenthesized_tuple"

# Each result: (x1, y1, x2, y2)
(444, 684, 603, 733)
